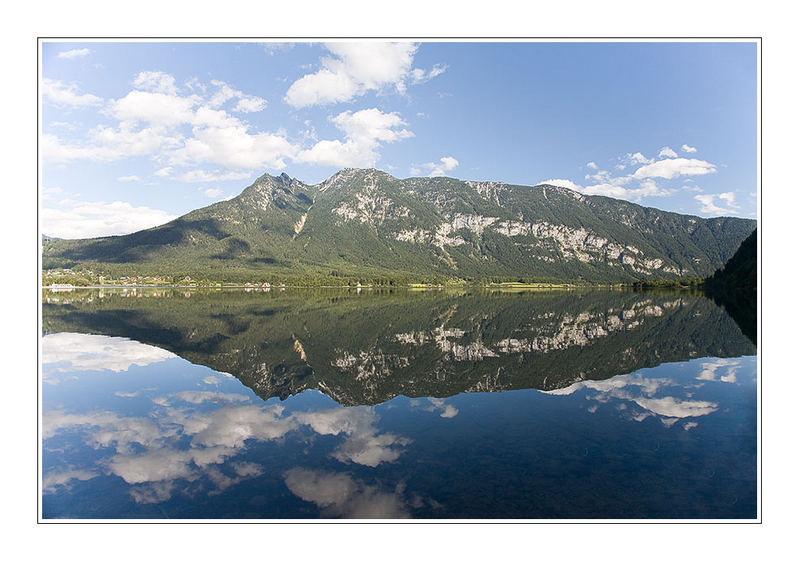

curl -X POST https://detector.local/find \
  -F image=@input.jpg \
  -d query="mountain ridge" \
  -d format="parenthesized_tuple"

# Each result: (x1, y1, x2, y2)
(42, 168, 756, 284)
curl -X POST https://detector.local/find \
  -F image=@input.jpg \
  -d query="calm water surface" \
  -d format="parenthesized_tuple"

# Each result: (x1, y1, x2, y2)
(41, 288, 757, 519)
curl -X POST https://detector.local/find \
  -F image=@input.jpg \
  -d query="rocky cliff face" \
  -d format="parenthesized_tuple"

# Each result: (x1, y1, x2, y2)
(43, 168, 756, 282)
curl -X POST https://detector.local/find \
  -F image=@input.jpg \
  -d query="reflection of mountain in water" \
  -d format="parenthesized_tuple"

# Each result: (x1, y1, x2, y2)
(42, 289, 755, 406)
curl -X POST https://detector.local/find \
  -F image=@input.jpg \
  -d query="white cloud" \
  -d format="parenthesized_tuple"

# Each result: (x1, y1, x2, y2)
(42, 333, 175, 373)
(169, 391, 250, 404)
(41, 200, 177, 238)
(583, 178, 671, 201)
(42, 468, 99, 494)
(42, 78, 102, 107)
(425, 398, 459, 418)
(177, 169, 252, 183)
(419, 156, 459, 177)
(43, 70, 411, 175)
(203, 188, 223, 198)
(538, 178, 582, 191)
(132, 70, 178, 95)
(658, 146, 678, 158)
(283, 467, 410, 518)
(297, 108, 413, 168)
(632, 396, 718, 418)
(682, 144, 698, 153)
(409, 63, 447, 84)
(295, 407, 410, 467)
(169, 124, 296, 170)
(632, 157, 717, 180)
(208, 80, 267, 113)
(57, 48, 91, 59)
(42, 186, 63, 200)
(234, 97, 268, 113)
(107, 89, 199, 128)
(694, 192, 739, 216)
(116, 175, 141, 182)
(185, 405, 296, 449)
(586, 161, 598, 169)
(697, 358, 741, 384)
(43, 410, 170, 452)
(285, 42, 442, 108)
(624, 152, 653, 166)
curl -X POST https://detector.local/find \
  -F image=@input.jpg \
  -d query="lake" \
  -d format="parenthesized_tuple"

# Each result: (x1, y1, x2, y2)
(41, 287, 757, 519)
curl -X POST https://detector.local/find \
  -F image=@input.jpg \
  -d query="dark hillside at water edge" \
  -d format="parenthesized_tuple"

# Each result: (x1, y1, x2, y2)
(42, 168, 756, 283)
(705, 229, 757, 344)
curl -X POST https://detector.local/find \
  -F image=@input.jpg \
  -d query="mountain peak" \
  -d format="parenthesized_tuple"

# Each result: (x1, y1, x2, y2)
(317, 167, 396, 192)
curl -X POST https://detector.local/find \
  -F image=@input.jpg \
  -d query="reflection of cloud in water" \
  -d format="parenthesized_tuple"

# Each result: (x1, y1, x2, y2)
(295, 407, 411, 467)
(42, 333, 174, 374)
(42, 468, 99, 494)
(43, 410, 173, 454)
(410, 397, 459, 418)
(697, 358, 741, 384)
(44, 397, 411, 504)
(542, 370, 718, 426)
(283, 468, 410, 518)
(633, 396, 717, 418)
(107, 445, 238, 484)
(185, 405, 296, 448)
(169, 391, 251, 405)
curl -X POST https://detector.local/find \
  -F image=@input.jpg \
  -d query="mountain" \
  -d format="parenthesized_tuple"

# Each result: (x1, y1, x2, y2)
(705, 229, 757, 344)
(42, 289, 755, 406)
(42, 168, 757, 283)
(708, 229, 757, 292)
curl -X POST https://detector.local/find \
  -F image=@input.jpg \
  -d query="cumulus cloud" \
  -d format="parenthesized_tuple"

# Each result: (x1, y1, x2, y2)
(658, 146, 678, 158)
(632, 157, 716, 180)
(43, 70, 416, 181)
(694, 192, 739, 216)
(44, 72, 294, 172)
(208, 79, 267, 113)
(43, 376, 420, 508)
(169, 391, 250, 404)
(285, 42, 443, 108)
(203, 188, 223, 198)
(42, 468, 99, 494)
(42, 78, 103, 107)
(414, 156, 459, 177)
(42, 333, 175, 373)
(696, 358, 741, 383)
(583, 178, 671, 201)
(409, 64, 447, 84)
(632, 396, 718, 418)
(132, 70, 179, 95)
(296, 108, 413, 168)
(41, 199, 178, 238)
(424, 398, 459, 418)
(540, 175, 670, 202)
(544, 371, 718, 424)
(624, 152, 654, 166)
(682, 144, 698, 153)
(586, 161, 598, 170)
(43, 409, 171, 452)
(539, 178, 582, 191)
(283, 467, 410, 518)
(295, 407, 411, 467)
(57, 48, 91, 59)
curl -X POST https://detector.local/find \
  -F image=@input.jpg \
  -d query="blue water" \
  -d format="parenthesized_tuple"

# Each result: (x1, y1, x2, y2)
(41, 289, 757, 519)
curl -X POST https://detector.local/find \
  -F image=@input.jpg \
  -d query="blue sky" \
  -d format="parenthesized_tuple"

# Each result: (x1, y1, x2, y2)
(40, 40, 757, 238)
